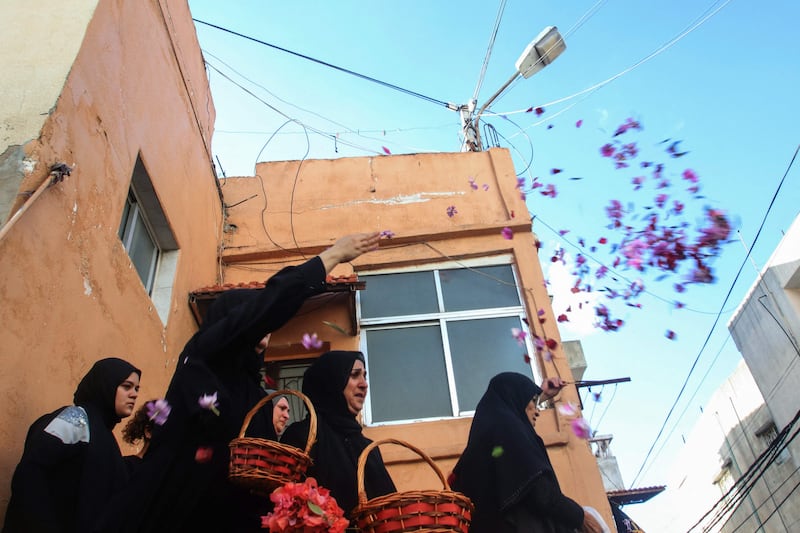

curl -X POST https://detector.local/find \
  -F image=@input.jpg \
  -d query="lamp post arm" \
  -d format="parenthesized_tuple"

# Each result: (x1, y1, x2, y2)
(472, 70, 520, 151)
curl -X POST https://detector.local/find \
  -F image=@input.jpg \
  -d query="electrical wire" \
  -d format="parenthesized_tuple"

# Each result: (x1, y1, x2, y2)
(193, 18, 451, 108)
(204, 50, 444, 155)
(592, 383, 619, 435)
(204, 59, 381, 155)
(633, 334, 733, 483)
(497, 0, 733, 118)
(686, 407, 800, 531)
(630, 143, 800, 489)
(533, 215, 735, 316)
(491, 0, 608, 109)
(471, 0, 508, 105)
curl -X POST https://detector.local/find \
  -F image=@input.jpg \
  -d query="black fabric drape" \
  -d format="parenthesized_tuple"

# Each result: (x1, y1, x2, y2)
(4, 357, 140, 533)
(281, 350, 396, 518)
(451, 372, 583, 533)
(102, 257, 328, 533)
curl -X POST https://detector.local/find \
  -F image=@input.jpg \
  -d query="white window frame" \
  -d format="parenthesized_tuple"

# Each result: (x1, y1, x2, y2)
(357, 255, 541, 426)
(119, 190, 160, 292)
(118, 156, 179, 325)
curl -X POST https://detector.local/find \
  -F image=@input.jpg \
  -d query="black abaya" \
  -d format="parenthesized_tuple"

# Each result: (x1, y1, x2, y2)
(105, 256, 329, 533)
(451, 372, 584, 533)
(3, 357, 141, 533)
(281, 350, 396, 518)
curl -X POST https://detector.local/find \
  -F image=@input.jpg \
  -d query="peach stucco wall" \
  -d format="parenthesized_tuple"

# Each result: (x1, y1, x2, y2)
(218, 149, 614, 525)
(0, 0, 221, 518)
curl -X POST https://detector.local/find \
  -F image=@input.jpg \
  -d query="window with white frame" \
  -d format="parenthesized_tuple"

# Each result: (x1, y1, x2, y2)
(117, 156, 179, 324)
(358, 259, 540, 425)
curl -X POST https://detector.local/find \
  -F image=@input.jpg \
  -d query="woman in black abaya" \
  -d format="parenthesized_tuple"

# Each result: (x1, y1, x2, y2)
(4, 357, 141, 533)
(281, 350, 396, 518)
(450, 372, 604, 533)
(104, 232, 380, 533)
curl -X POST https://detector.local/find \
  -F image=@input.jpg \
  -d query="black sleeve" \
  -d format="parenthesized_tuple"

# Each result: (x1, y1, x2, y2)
(4, 415, 86, 532)
(185, 256, 327, 365)
(523, 474, 585, 530)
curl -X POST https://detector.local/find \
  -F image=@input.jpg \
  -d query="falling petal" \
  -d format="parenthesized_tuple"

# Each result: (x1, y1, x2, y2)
(446, 205, 458, 218)
(146, 399, 171, 426)
(511, 327, 527, 346)
(301, 332, 323, 350)
(557, 314, 569, 323)
(195, 446, 213, 463)
(571, 418, 591, 439)
(576, 119, 583, 128)
(323, 321, 348, 335)
(379, 229, 395, 239)
(551, 168, 563, 175)
(198, 392, 220, 416)
(381, 146, 391, 155)
(501, 227, 514, 240)
(666, 330, 677, 340)
(523, 354, 531, 364)
(558, 402, 578, 417)
(482, 184, 489, 191)
(535, 107, 545, 117)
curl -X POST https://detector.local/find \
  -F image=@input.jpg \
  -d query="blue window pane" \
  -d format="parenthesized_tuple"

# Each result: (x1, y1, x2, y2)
(447, 316, 532, 412)
(439, 265, 520, 312)
(128, 214, 158, 291)
(365, 325, 451, 422)
(360, 272, 439, 318)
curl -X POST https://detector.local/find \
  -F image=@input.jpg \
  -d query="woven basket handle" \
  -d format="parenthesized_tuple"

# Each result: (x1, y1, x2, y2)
(237, 389, 317, 455)
(356, 438, 449, 506)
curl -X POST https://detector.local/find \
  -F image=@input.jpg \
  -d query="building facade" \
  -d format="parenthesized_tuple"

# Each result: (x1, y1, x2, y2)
(0, 0, 614, 526)
(0, 0, 222, 518)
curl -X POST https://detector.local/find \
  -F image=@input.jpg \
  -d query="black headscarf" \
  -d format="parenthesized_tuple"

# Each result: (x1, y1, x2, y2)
(282, 351, 396, 516)
(74, 357, 142, 429)
(451, 372, 556, 531)
(103, 257, 328, 532)
(4, 357, 140, 533)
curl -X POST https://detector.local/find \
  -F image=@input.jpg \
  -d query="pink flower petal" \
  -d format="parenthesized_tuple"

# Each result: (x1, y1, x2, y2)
(571, 418, 591, 439)
(558, 402, 578, 417)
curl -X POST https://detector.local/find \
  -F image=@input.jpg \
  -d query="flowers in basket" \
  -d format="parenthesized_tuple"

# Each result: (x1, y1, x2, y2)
(262, 477, 349, 533)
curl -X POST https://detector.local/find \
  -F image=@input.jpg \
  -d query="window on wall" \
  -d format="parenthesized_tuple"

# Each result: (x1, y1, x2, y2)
(119, 191, 159, 291)
(756, 421, 790, 464)
(118, 156, 179, 324)
(358, 259, 540, 425)
(713, 460, 735, 502)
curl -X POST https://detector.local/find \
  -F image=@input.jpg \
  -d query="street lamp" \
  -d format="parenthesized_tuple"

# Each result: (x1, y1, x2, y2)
(456, 26, 566, 152)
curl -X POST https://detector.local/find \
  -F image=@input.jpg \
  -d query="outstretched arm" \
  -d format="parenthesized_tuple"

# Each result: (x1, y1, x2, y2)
(319, 232, 381, 274)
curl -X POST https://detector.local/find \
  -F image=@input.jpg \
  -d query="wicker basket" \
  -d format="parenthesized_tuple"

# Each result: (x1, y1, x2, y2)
(352, 438, 473, 533)
(229, 389, 316, 492)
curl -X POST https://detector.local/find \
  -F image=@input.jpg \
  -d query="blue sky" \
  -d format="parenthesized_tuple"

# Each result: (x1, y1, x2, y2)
(187, 1, 800, 527)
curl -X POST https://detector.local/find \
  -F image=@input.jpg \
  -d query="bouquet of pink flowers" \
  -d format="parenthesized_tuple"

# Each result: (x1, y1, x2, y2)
(262, 477, 349, 533)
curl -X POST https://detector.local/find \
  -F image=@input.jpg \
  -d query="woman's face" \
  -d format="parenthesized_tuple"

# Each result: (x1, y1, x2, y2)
(272, 396, 290, 435)
(525, 397, 540, 428)
(115, 372, 141, 418)
(343, 359, 368, 415)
